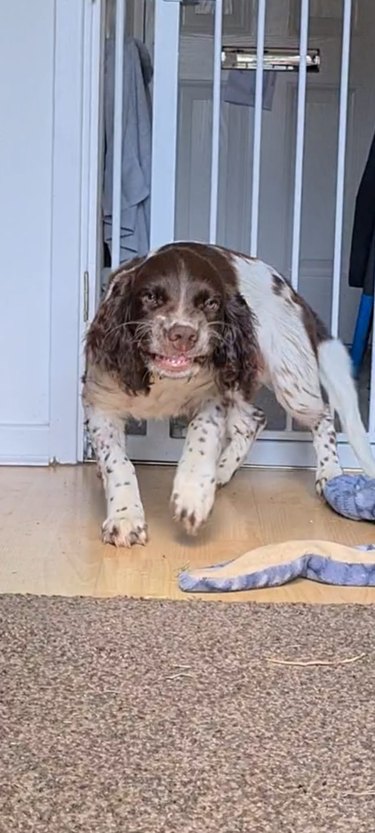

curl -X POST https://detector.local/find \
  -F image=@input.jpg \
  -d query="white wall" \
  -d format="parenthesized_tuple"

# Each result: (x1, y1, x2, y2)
(0, 0, 85, 464)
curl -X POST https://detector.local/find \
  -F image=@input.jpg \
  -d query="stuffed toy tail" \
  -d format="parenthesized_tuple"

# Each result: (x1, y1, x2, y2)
(318, 338, 375, 477)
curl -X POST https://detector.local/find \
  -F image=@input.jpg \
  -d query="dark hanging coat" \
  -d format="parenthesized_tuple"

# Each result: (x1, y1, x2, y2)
(349, 133, 375, 294)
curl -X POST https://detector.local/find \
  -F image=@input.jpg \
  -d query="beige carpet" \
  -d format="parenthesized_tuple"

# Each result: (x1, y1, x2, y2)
(0, 596, 374, 833)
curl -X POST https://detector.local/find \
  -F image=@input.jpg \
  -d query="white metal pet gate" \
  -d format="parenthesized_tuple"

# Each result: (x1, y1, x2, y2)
(82, 0, 375, 468)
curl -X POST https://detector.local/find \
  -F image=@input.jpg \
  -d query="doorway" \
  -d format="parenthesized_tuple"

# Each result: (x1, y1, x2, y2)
(82, 0, 375, 469)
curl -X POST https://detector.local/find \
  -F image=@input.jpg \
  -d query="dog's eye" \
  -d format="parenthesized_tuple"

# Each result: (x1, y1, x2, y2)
(143, 290, 156, 303)
(204, 298, 220, 313)
(141, 289, 163, 308)
(194, 292, 221, 313)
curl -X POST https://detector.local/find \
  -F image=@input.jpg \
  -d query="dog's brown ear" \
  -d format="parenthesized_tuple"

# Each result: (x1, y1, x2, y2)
(213, 292, 259, 399)
(85, 257, 150, 394)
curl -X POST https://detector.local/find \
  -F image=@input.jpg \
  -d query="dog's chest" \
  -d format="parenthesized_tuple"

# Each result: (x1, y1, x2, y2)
(130, 371, 217, 419)
(87, 368, 218, 420)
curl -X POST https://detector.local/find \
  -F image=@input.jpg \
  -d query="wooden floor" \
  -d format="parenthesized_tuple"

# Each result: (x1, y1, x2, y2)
(1, 464, 375, 603)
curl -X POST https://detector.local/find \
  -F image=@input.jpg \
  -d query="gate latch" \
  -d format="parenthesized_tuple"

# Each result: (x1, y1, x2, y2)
(222, 47, 320, 72)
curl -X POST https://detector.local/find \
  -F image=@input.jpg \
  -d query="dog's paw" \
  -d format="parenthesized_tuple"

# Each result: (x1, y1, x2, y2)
(216, 454, 239, 488)
(171, 478, 216, 535)
(102, 514, 148, 547)
(315, 462, 343, 497)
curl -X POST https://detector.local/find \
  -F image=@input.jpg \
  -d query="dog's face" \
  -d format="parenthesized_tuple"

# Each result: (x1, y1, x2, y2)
(130, 256, 225, 379)
(86, 244, 260, 397)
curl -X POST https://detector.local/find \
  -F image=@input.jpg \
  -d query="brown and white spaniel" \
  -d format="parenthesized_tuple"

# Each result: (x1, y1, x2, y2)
(83, 242, 375, 547)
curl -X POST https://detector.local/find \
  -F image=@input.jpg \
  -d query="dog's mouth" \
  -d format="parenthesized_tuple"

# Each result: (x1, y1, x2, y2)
(149, 353, 205, 376)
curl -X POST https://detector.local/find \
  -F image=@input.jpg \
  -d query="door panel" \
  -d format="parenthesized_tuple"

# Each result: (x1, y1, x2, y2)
(0, 0, 85, 464)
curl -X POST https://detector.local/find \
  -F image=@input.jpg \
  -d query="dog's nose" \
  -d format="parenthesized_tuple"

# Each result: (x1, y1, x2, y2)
(167, 323, 198, 351)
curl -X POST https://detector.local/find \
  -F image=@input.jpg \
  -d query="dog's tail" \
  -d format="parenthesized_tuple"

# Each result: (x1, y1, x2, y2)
(318, 338, 375, 477)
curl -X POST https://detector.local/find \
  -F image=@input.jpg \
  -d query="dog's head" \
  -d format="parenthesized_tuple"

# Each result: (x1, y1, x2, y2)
(86, 243, 259, 397)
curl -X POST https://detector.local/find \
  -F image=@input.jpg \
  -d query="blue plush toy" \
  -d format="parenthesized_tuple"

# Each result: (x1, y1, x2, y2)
(323, 473, 375, 521)
(178, 473, 375, 594)
(178, 539, 375, 593)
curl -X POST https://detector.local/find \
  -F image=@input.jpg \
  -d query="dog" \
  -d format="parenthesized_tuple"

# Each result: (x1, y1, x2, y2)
(82, 241, 375, 547)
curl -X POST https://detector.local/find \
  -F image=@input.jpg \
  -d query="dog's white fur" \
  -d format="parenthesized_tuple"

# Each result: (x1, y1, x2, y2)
(84, 247, 375, 547)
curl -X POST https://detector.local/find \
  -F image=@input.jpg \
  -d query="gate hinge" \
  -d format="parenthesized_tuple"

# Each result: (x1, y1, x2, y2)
(83, 271, 90, 323)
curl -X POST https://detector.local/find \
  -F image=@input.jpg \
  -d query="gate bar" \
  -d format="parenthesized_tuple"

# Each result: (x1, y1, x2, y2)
(331, 0, 352, 337)
(290, 0, 309, 290)
(209, 0, 223, 243)
(250, 0, 266, 257)
(111, 0, 126, 269)
(286, 0, 309, 432)
(150, 0, 180, 248)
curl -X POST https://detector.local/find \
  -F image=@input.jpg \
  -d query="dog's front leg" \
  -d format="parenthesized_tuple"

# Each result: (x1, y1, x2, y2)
(85, 406, 148, 547)
(171, 399, 226, 535)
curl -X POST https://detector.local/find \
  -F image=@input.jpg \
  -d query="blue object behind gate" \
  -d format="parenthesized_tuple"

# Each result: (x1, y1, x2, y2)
(351, 292, 374, 377)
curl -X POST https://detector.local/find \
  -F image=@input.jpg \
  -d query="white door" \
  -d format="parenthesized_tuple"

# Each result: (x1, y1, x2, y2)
(92, 0, 375, 470)
(0, 0, 90, 465)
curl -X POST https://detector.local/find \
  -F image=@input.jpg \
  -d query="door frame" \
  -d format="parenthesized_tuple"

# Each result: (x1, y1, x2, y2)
(76, 0, 105, 462)
(49, 0, 98, 465)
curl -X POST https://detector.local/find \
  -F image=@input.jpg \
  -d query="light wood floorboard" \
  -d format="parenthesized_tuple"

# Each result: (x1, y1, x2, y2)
(1, 465, 374, 603)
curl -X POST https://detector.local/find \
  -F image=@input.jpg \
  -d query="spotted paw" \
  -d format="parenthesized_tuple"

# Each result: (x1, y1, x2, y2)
(315, 463, 343, 497)
(315, 476, 328, 497)
(171, 479, 216, 535)
(216, 455, 239, 487)
(102, 514, 148, 547)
